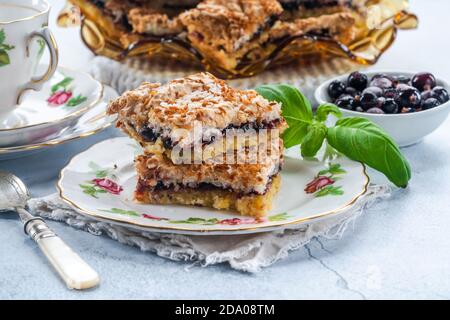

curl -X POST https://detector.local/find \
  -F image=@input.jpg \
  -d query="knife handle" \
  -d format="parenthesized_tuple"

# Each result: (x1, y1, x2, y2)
(24, 216, 100, 290)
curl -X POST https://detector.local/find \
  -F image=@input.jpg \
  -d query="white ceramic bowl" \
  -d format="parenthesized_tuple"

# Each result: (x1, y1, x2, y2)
(315, 70, 450, 147)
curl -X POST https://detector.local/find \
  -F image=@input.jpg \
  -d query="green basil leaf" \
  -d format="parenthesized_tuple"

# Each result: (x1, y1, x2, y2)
(315, 103, 342, 122)
(256, 84, 313, 127)
(282, 122, 309, 148)
(0, 29, 5, 44)
(301, 122, 327, 157)
(326, 117, 411, 188)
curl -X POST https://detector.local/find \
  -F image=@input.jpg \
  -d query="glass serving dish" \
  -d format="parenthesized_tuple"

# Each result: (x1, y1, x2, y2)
(58, 0, 418, 79)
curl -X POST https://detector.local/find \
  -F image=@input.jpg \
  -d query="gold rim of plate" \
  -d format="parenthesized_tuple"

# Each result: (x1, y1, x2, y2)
(0, 112, 115, 154)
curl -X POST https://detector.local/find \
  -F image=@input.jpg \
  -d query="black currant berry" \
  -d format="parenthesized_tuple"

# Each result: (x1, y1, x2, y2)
(363, 86, 383, 97)
(396, 83, 413, 92)
(394, 75, 411, 85)
(347, 72, 368, 91)
(400, 107, 415, 113)
(328, 80, 346, 99)
(372, 73, 393, 81)
(382, 98, 399, 114)
(431, 86, 449, 104)
(384, 88, 397, 99)
(344, 87, 360, 97)
(376, 97, 386, 108)
(422, 98, 441, 110)
(360, 91, 378, 110)
(411, 72, 436, 91)
(370, 77, 394, 90)
(335, 95, 357, 110)
(396, 87, 422, 109)
(421, 90, 433, 101)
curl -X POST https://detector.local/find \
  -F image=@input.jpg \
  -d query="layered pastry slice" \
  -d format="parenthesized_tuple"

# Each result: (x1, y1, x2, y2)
(134, 150, 282, 217)
(279, 0, 355, 18)
(179, 0, 284, 71)
(107, 72, 287, 217)
(272, 0, 359, 43)
(102, 0, 187, 35)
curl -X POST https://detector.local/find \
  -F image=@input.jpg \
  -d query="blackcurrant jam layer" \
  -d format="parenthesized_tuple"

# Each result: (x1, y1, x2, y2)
(280, 0, 351, 11)
(136, 119, 282, 150)
(136, 173, 278, 197)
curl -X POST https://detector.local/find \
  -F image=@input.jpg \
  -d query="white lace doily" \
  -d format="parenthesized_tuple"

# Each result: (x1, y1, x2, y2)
(28, 185, 390, 272)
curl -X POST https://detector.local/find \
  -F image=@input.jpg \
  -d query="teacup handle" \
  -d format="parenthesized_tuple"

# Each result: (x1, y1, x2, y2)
(17, 27, 59, 104)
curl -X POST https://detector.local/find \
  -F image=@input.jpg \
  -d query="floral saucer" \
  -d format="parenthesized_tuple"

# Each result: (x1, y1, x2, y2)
(58, 137, 370, 235)
(0, 66, 103, 147)
(0, 86, 118, 161)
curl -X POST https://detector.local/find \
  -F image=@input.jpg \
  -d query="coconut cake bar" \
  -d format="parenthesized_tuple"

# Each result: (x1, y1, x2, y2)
(134, 151, 282, 216)
(108, 72, 286, 162)
(107, 72, 286, 217)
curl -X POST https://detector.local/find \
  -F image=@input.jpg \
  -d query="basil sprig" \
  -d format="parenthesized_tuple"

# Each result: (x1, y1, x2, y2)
(256, 84, 411, 188)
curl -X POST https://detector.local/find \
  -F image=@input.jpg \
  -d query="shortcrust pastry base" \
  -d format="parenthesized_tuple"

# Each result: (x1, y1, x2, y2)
(135, 175, 281, 218)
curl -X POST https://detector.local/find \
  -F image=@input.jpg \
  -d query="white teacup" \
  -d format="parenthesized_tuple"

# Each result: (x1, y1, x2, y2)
(0, 0, 58, 120)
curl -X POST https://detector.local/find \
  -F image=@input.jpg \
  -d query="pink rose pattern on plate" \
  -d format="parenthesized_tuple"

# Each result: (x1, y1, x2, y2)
(47, 90, 72, 105)
(80, 162, 123, 198)
(305, 176, 335, 194)
(142, 214, 169, 221)
(48, 76, 87, 107)
(305, 163, 346, 197)
(92, 178, 123, 195)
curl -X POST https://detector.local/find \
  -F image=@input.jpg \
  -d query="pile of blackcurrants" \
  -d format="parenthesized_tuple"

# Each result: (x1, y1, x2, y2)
(328, 72, 450, 114)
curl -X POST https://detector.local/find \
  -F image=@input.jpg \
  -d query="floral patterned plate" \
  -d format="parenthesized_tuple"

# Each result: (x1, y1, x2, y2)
(58, 137, 370, 235)
(0, 65, 103, 147)
(0, 86, 118, 161)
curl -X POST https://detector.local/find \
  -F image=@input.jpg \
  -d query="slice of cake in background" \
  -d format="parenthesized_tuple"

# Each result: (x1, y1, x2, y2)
(78, 0, 360, 71)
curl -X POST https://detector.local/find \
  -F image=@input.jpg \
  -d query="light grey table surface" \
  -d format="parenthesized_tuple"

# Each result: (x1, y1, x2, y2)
(1, 0, 450, 300)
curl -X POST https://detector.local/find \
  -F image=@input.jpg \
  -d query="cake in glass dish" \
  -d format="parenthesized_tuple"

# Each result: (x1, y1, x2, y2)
(77, 0, 358, 69)
(107, 72, 287, 217)
(61, 0, 417, 77)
